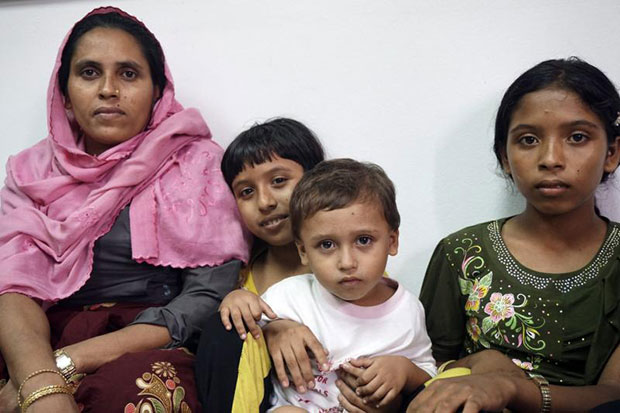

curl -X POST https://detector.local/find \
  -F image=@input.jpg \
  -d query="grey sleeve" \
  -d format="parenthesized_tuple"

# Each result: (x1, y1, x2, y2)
(131, 259, 241, 348)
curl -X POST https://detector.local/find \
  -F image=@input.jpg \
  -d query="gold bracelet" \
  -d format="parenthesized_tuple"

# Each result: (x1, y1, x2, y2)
(527, 372, 551, 413)
(17, 369, 66, 407)
(21, 384, 72, 412)
(437, 359, 456, 374)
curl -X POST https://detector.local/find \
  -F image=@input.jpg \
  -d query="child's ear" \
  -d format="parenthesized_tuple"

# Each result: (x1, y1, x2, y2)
(296, 240, 309, 266)
(388, 229, 399, 256)
(604, 136, 620, 174)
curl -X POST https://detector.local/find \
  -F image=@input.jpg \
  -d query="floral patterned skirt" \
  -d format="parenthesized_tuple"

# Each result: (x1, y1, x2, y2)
(1, 303, 200, 413)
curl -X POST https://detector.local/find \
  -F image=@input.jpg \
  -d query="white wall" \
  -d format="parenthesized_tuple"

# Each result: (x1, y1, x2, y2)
(2, 0, 620, 293)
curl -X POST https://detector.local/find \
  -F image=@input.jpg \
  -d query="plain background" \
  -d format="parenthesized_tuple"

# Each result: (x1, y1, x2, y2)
(2, 0, 620, 294)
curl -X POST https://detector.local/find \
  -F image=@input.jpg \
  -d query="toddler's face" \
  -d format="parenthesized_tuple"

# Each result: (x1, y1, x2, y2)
(296, 200, 398, 306)
(231, 156, 304, 246)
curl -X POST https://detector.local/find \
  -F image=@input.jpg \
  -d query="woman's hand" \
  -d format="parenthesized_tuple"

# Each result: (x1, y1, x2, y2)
(218, 289, 277, 340)
(263, 319, 328, 393)
(406, 372, 520, 413)
(0, 377, 79, 413)
(339, 356, 426, 408)
(0, 380, 19, 413)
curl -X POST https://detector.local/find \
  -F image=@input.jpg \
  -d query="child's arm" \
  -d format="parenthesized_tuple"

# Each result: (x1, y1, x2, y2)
(340, 356, 431, 407)
(219, 289, 277, 340)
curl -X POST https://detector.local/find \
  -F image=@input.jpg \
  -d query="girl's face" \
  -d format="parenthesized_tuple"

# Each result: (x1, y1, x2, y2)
(503, 87, 620, 216)
(65, 27, 160, 155)
(231, 156, 304, 247)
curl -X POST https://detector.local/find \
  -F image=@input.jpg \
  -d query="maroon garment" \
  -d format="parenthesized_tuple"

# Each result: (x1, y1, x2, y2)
(1, 304, 201, 413)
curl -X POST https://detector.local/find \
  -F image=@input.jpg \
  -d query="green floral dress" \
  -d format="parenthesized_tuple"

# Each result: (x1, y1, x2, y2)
(420, 218, 620, 385)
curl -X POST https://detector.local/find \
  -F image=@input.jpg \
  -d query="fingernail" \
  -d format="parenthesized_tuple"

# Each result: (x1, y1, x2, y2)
(240, 333, 246, 340)
(225, 325, 231, 330)
(282, 380, 289, 388)
(307, 381, 315, 389)
(356, 389, 361, 396)
(298, 386, 306, 393)
(321, 363, 330, 371)
(254, 333, 260, 339)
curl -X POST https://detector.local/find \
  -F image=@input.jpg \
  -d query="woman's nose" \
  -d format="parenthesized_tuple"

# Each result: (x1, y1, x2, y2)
(98, 74, 120, 99)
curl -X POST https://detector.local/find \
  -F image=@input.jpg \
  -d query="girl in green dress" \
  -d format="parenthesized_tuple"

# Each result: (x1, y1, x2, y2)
(409, 58, 620, 412)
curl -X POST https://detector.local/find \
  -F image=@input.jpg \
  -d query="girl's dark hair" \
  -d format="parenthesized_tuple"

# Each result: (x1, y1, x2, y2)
(58, 12, 166, 96)
(494, 57, 620, 181)
(221, 118, 325, 188)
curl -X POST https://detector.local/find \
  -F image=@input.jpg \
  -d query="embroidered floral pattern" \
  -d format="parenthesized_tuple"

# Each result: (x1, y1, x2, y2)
(448, 230, 547, 355)
(512, 358, 534, 371)
(484, 293, 515, 322)
(124, 360, 191, 413)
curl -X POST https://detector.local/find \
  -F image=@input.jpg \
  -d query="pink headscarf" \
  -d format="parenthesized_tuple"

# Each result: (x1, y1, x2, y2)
(0, 7, 250, 302)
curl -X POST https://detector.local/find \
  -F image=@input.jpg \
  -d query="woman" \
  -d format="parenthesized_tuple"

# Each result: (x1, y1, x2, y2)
(0, 7, 248, 412)
(409, 58, 620, 412)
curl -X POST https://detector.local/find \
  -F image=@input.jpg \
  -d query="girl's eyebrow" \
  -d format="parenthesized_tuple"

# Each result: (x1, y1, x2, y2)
(509, 119, 601, 135)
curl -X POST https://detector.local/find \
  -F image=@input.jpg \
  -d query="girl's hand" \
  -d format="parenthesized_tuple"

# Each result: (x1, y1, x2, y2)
(219, 289, 277, 340)
(406, 373, 519, 413)
(340, 356, 422, 408)
(263, 319, 328, 393)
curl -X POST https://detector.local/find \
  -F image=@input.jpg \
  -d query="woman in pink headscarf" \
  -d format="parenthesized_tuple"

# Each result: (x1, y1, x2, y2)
(0, 7, 249, 412)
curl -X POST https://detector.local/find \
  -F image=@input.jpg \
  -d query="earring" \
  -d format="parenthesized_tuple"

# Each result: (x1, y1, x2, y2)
(115, 89, 120, 95)
(614, 112, 620, 127)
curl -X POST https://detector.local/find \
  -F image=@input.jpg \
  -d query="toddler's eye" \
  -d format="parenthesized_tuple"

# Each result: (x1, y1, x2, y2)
(568, 133, 588, 143)
(319, 240, 334, 250)
(357, 236, 372, 246)
(518, 135, 538, 146)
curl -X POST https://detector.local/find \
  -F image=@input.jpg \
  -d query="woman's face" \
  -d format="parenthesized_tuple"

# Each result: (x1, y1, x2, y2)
(65, 27, 159, 155)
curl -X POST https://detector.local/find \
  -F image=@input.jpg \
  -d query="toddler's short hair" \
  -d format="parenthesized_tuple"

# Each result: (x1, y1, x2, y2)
(290, 158, 400, 239)
(221, 118, 325, 188)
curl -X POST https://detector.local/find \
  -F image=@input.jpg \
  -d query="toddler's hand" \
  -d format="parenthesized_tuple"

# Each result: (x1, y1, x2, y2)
(219, 289, 277, 340)
(340, 355, 423, 408)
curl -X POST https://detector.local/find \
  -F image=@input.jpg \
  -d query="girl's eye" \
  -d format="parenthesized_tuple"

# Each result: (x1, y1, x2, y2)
(568, 133, 588, 143)
(272, 177, 287, 185)
(238, 187, 253, 198)
(518, 135, 538, 146)
(319, 240, 334, 250)
(357, 236, 372, 246)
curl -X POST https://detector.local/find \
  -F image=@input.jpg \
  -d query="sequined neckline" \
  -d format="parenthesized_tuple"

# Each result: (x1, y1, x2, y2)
(488, 220, 620, 293)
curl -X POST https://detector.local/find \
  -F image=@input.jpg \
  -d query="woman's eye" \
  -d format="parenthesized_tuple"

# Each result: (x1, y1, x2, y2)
(122, 70, 138, 80)
(319, 240, 334, 250)
(357, 236, 372, 246)
(568, 133, 588, 143)
(80, 68, 98, 79)
(518, 135, 538, 146)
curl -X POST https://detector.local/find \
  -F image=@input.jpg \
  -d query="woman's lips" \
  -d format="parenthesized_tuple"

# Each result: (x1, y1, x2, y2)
(94, 107, 125, 118)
